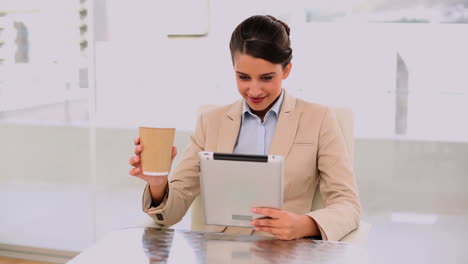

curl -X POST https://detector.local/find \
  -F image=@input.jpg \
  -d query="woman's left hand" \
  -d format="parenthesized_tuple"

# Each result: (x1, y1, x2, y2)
(250, 207, 319, 240)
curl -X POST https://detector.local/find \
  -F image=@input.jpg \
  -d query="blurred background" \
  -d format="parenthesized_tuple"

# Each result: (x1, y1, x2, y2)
(0, 0, 467, 263)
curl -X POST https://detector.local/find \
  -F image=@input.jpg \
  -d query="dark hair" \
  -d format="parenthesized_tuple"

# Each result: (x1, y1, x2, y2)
(229, 15, 292, 68)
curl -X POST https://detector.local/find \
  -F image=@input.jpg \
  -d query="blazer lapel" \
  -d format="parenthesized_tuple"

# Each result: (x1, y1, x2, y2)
(217, 100, 242, 153)
(269, 92, 300, 158)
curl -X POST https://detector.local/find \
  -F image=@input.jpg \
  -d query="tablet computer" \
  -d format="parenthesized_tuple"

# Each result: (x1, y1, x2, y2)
(198, 151, 284, 227)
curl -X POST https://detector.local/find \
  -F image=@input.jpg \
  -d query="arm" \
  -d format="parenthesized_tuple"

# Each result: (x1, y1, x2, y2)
(251, 107, 360, 241)
(306, 107, 361, 241)
(141, 112, 208, 226)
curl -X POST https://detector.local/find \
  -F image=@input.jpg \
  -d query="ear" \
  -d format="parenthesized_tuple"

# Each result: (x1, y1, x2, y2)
(282, 63, 292, 79)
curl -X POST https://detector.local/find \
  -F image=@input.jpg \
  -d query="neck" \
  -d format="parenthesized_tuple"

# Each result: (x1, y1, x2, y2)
(250, 93, 281, 121)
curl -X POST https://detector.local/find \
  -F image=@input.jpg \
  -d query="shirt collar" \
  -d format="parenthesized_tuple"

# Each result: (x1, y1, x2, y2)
(242, 89, 285, 122)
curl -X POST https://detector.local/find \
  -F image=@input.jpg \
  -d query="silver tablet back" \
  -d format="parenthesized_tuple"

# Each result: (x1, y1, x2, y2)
(198, 152, 284, 227)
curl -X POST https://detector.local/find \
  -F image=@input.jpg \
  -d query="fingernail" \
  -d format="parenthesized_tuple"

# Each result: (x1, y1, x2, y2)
(252, 208, 257, 213)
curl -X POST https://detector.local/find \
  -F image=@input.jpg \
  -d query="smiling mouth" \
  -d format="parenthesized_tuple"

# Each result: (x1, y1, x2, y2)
(249, 96, 266, 104)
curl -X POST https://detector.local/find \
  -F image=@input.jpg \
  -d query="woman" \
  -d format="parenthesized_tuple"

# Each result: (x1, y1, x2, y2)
(129, 15, 360, 241)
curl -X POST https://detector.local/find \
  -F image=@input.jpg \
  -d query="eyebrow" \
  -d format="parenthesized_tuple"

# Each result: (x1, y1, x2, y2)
(236, 71, 276, 76)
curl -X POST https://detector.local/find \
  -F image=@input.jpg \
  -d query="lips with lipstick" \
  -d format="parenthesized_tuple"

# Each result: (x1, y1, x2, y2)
(249, 96, 266, 104)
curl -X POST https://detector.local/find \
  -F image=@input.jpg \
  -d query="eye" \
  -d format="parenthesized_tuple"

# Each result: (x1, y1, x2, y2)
(261, 76, 273, 81)
(238, 75, 250, 80)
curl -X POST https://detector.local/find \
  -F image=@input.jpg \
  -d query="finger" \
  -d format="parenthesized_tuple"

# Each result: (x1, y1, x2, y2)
(129, 156, 140, 166)
(251, 219, 278, 228)
(134, 145, 143, 155)
(171, 146, 177, 160)
(252, 208, 283, 219)
(129, 167, 141, 176)
(134, 137, 140, 145)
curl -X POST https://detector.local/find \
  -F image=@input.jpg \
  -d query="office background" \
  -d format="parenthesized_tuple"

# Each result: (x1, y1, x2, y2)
(1, 0, 467, 263)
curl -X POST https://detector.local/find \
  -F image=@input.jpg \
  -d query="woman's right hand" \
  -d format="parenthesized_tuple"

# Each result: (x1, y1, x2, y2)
(129, 137, 177, 187)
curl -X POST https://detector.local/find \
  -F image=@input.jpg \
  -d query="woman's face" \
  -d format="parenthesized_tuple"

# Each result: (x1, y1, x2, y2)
(234, 53, 291, 112)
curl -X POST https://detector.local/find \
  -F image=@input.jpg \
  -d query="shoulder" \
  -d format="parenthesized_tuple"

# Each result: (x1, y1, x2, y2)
(293, 96, 350, 139)
(199, 104, 230, 117)
(291, 95, 331, 119)
(198, 100, 242, 122)
(286, 94, 337, 132)
(296, 97, 328, 112)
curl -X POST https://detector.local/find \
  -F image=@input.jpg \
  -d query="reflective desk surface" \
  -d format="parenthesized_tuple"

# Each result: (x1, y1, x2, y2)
(68, 228, 368, 264)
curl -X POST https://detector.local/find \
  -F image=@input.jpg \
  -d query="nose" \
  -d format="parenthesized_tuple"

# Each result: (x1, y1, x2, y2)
(248, 80, 263, 97)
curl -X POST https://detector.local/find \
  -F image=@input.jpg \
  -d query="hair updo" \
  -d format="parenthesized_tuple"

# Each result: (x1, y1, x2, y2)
(229, 15, 293, 68)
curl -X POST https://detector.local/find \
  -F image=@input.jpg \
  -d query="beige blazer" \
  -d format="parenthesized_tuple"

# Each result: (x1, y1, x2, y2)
(142, 92, 361, 241)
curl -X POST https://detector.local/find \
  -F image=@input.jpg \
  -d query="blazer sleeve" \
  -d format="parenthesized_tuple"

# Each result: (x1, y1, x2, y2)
(306, 107, 361, 241)
(141, 112, 206, 226)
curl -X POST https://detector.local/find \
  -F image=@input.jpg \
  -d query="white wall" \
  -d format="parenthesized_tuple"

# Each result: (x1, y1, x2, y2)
(95, 5, 468, 141)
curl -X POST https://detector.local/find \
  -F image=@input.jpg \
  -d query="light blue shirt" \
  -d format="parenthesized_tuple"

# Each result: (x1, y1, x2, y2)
(233, 90, 285, 155)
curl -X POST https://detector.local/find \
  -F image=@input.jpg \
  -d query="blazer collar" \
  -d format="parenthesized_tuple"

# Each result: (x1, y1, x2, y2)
(226, 99, 243, 121)
(217, 91, 300, 158)
(278, 90, 297, 114)
(268, 92, 300, 158)
(217, 99, 243, 153)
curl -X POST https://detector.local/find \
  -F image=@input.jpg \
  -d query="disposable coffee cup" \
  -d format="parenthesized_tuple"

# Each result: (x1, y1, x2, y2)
(139, 127, 176, 176)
